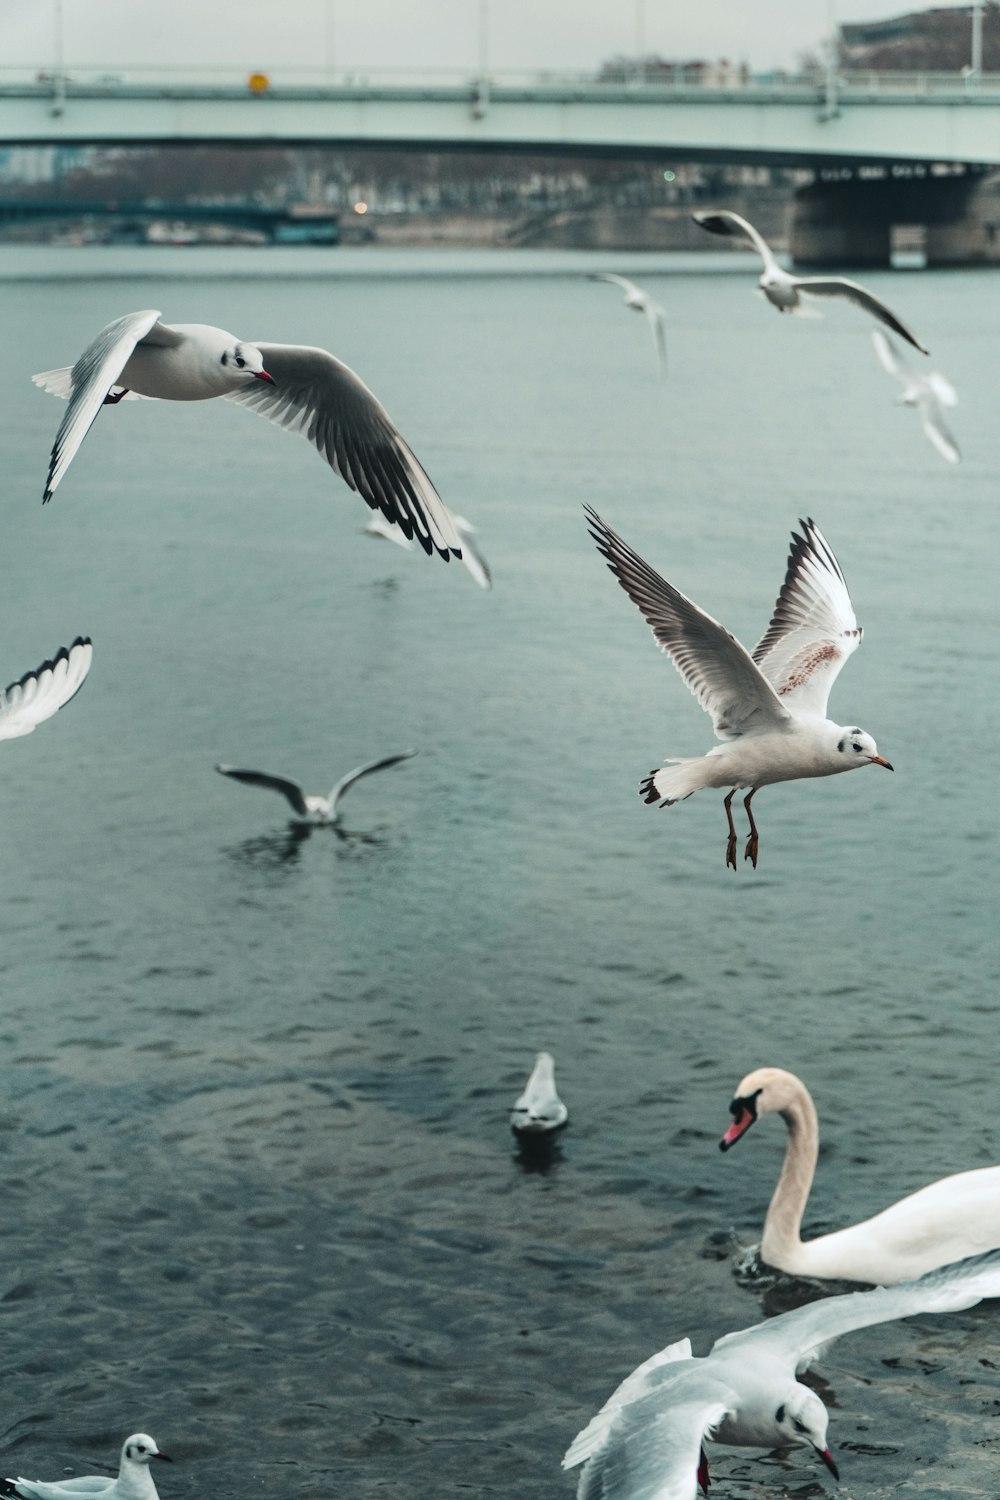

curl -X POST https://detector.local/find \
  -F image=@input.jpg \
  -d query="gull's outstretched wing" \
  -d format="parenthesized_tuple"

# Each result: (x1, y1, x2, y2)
(586, 507, 791, 742)
(35, 310, 180, 502)
(872, 327, 910, 383)
(691, 209, 781, 274)
(794, 277, 928, 354)
(225, 343, 464, 561)
(0, 637, 92, 742)
(646, 302, 667, 376)
(452, 516, 491, 590)
(215, 765, 310, 818)
(11, 1480, 115, 1500)
(328, 749, 417, 814)
(917, 391, 961, 465)
(363, 514, 417, 550)
(715, 1247, 1000, 1373)
(589, 272, 642, 297)
(751, 519, 862, 718)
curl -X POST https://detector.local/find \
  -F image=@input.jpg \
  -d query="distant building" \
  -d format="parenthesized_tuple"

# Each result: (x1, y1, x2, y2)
(840, 5, 1000, 70)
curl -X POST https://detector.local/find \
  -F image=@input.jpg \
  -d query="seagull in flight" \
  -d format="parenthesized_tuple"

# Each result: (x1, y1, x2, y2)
(586, 508, 892, 869)
(363, 511, 492, 589)
(215, 749, 417, 825)
(589, 273, 667, 375)
(0, 636, 92, 742)
(692, 209, 928, 354)
(871, 328, 961, 464)
(33, 309, 469, 568)
(8, 1434, 171, 1500)
(563, 1247, 1000, 1500)
(510, 1052, 568, 1135)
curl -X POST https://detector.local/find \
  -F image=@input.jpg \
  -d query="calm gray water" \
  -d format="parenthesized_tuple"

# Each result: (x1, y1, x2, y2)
(1, 245, 999, 1500)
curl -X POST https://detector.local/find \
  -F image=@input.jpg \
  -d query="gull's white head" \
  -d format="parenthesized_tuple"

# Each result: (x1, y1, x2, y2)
(220, 341, 274, 385)
(834, 725, 893, 773)
(774, 1387, 838, 1478)
(121, 1436, 171, 1468)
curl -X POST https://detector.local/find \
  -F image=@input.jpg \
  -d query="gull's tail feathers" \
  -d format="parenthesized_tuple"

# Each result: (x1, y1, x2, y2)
(639, 757, 715, 808)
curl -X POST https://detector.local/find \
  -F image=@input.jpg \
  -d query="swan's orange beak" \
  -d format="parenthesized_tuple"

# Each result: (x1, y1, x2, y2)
(869, 755, 893, 770)
(816, 1446, 839, 1480)
(720, 1104, 755, 1152)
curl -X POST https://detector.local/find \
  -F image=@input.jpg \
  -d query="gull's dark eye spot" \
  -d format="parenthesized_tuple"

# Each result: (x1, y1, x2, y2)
(852, 742, 862, 753)
(235, 355, 246, 369)
(775, 1404, 785, 1423)
(220, 353, 228, 366)
(837, 739, 845, 752)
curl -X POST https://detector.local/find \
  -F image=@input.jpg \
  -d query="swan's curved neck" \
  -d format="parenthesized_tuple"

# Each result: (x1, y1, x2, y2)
(759, 1081, 819, 1268)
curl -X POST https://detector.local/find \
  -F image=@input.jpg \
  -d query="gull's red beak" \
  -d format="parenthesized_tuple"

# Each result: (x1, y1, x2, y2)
(816, 1445, 839, 1480)
(720, 1104, 755, 1152)
(868, 755, 893, 771)
(254, 369, 275, 383)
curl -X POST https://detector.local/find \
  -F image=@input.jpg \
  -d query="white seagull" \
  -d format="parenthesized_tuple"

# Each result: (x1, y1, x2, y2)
(363, 512, 491, 589)
(215, 749, 417, 825)
(871, 328, 960, 464)
(33, 308, 468, 566)
(510, 1052, 568, 1135)
(589, 273, 667, 375)
(0, 636, 92, 742)
(8, 1434, 171, 1500)
(721, 1066, 1000, 1285)
(586, 508, 893, 869)
(563, 1247, 1000, 1500)
(692, 209, 928, 354)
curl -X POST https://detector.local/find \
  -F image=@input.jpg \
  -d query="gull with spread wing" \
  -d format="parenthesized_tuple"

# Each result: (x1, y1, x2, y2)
(871, 327, 960, 464)
(33, 309, 469, 568)
(564, 1247, 1000, 1500)
(692, 209, 928, 353)
(215, 749, 417, 825)
(589, 274, 667, 375)
(586, 508, 893, 869)
(363, 511, 492, 589)
(0, 637, 92, 743)
(8, 1434, 171, 1500)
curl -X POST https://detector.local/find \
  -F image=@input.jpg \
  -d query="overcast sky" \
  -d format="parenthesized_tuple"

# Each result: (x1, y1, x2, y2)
(0, 1, 973, 78)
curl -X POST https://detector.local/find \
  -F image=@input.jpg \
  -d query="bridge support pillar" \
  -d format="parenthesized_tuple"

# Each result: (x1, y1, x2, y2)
(790, 171, 994, 268)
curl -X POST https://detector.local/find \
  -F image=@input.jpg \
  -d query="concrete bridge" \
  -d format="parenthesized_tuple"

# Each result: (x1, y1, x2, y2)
(3, 66, 1000, 264)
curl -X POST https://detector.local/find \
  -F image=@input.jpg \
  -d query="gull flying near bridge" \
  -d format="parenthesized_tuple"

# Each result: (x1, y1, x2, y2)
(871, 327, 960, 464)
(588, 273, 667, 376)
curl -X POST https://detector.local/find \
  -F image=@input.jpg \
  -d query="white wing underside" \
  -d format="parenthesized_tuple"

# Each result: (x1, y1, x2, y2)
(751, 518, 861, 717)
(327, 749, 417, 811)
(0, 638, 93, 741)
(586, 507, 791, 741)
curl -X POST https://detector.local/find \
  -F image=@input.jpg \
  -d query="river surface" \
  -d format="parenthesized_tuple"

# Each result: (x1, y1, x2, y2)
(1, 245, 999, 1500)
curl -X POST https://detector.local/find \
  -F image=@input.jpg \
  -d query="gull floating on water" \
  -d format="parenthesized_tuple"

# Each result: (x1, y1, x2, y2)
(563, 1247, 1000, 1500)
(692, 208, 928, 354)
(34, 308, 468, 566)
(215, 749, 417, 824)
(586, 508, 893, 869)
(0, 636, 92, 742)
(8, 1434, 171, 1500)
(510, 1052, 568, 1135)
(588, 273, 667, 376)
(871, 328, 960, 464)
(363, 512, 491, 589)
(721, 1066, 1000, 1284)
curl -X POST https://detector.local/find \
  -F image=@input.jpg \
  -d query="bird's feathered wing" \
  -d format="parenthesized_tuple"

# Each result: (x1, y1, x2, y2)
(224, 343, 464, 561)
(691, 209, 781, 273)
(327, 749, 417, 813)
(35, 310, 180, 501)
(794, 277, 928, 354)
(917, 392, 961, 464)
(586, 506, 791, 741)
(0, 637, 92, 742)
(215, 765, 310, 817)
(751, 519, 861, 718)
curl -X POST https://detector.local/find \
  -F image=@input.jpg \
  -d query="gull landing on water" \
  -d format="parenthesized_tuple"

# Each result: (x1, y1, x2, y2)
(33, 309, 469, 567)
(586, 508, 893, 870)
(0, 637, 92, 742)
(8, 1434, 172, 1500)
(563, 1248, 1000, 1500)
(215, 749, 417, 825)
(510, 1052, 568, 1136)
(588, 273, 667, 376)
(692, 208, 929, 354)
(872, 328, 961, 464)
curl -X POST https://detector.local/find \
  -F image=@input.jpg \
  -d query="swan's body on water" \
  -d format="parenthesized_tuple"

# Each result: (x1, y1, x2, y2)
(586, 508, 893, 869)
(692, 209, 928, 353)
(8, 1434, 171, 1500)
(34, 308, 468, 565)
(510, 1051, 568, 1134)
(0, 636, 92, 742)
(871, 328, 960, 464)
(563, 1248, 1000, 1500)
(721, 1066, 1000, 1284)
(215, 749, 417, 824)
(589, 273, 667, 375)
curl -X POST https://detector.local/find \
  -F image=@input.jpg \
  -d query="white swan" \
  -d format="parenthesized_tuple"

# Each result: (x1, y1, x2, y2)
(721, 1066, 1000, 1284)
(9, 1434, 171, 1500)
